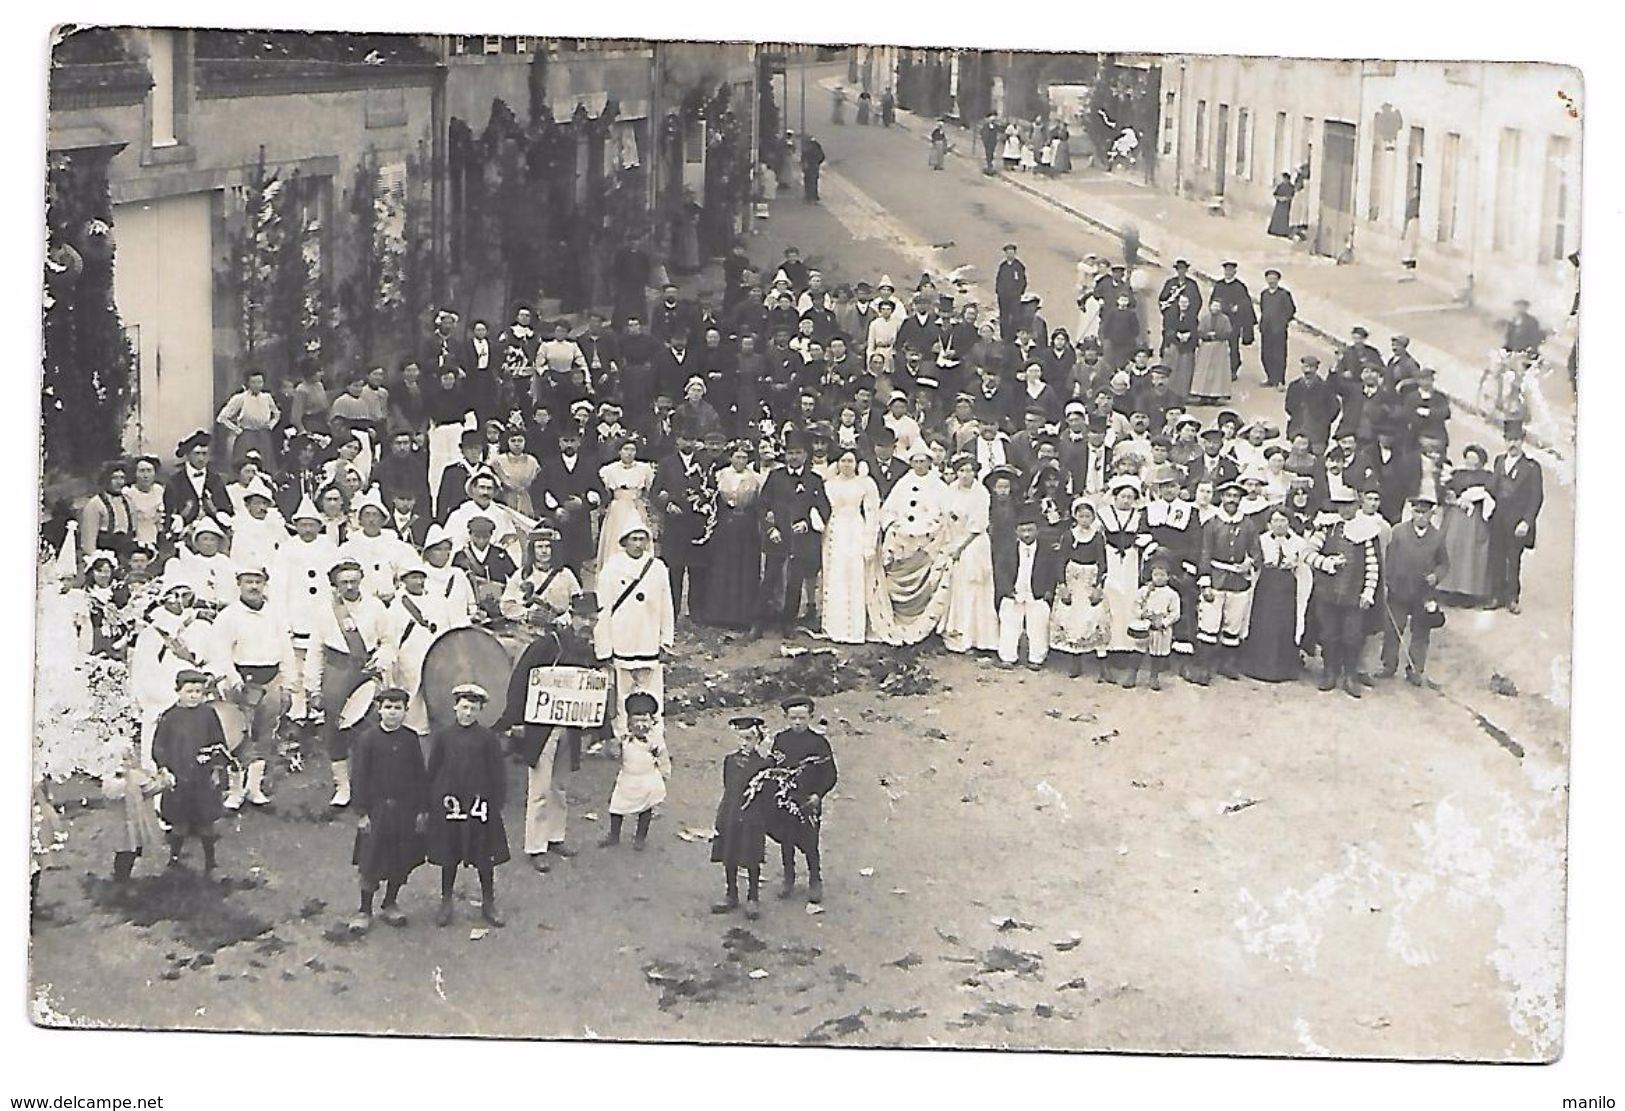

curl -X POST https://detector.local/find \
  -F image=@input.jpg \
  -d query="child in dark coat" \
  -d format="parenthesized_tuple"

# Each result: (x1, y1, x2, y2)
(711, 716, 770, 918)
(348, 688, 429, 934)
(425, 684, 511, 928)
(151, 670, 230, 876)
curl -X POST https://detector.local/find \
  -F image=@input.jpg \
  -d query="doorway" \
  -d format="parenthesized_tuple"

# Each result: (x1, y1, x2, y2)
(1215, 103, 1230, 196)
(112, 192, 216, 457)
(1317, 119, 1357, 257)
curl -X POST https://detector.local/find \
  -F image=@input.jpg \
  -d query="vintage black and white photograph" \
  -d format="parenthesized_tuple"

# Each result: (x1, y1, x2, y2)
(29, 26, 1580, 1065)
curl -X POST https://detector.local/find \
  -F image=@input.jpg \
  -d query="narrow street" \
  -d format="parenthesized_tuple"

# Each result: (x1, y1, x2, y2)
(28, 57, 1571, 1064)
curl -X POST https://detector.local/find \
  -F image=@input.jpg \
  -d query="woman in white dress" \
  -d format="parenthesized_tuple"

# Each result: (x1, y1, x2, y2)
(869, 446, 954, 645)
(866, 298, 901, 367)
(1096, 475, 1150, 660)
(125, 456, 166, 549)
(937, 454, 999, 653)
(820, 448, 882, 645)
(596, 436, 656, 570)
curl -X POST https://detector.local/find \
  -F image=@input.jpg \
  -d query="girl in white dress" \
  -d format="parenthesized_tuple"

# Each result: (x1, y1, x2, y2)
(1049, 498, 1112, 678)
(937, 455, 999, 653)
(820, 448, 881, 645)
(596, 437, 656, 570)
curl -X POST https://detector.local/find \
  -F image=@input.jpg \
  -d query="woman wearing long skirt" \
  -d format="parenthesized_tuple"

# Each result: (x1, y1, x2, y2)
(1190, 299, 1235, 404)
(928, 123, 949, 171)
(701, 443, 764, 629)
(1267, 173, 1296, 238)
(821, 448, 882, 644)
(1096, 477, 1149, 669)
(1242, 508, 1306, 681)
(597, 436, 657, 570)
(938, 455, 999, 653)
(1161, 292, 1200, 402)
(868, 447, 954, 646)
(1436, 446, 1496, 604)
(1050, 498, 1111, 679)
(1049, 123, 1073, 174)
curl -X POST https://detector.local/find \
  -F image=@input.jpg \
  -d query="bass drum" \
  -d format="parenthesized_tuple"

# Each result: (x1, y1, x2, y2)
(419, 626, 517, 730)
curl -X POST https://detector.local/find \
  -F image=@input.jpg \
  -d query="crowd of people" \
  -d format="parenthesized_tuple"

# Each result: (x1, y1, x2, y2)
(47, 231, 1548, 926)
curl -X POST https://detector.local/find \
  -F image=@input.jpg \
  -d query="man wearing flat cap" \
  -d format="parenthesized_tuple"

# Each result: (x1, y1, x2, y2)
(595, 519, 674, 749)
(212, 564, 301, 811)
(1380, 497, 1449, 686)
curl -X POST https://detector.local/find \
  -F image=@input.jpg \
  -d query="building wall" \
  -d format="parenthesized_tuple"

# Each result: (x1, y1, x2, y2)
(1354, 61, 1581, 318)
(1162, 55, 1582, 317)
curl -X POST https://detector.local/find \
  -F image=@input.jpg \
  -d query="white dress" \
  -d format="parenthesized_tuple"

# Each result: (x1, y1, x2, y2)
(821, 473, 881, 644)
(938, 481, 999, 652)
(596, 460, 656, 569)
(1097, 504, 1148, 652)
(608, 736, 671, 815)
(124, 484, 165, 548)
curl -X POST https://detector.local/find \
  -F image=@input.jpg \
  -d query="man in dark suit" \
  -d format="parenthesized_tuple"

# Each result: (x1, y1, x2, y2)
(617, 316, 660, 433)
(533, 427, 605, 573)
(654, 331, 697, 404)
(574, 312, 620, 396)
(651, 429, 711, 617)
(1380, 496, 1450, 685)
(993, 506, 1062, 668)
(1209, 261, 1256, 381)
(1333, 325, 1382, 380)
(375, 429, 431, 511)
(1397, 366, 1452, 450)
(1336, 365, 1401, 446)
(163, 430, 234, 545)
(1355, 424, 1422, 523)
(384, 489, 431, 549)
(646, 395, 678, 460)
(435, 430, 486, 525)
(1284, 354, 1342, 457)
(1185, 428, 1240, 496)
(1487, 427, 1544, 614)
(650, 284, 700, 344)
(457, 319, 500, 422)
(1384, 334, 1422, 391)
(1157, 259, 1202, 321)
(865, 427, 909, 501)
(995, 243, 1028, 341)
(758, 434, 831, 633)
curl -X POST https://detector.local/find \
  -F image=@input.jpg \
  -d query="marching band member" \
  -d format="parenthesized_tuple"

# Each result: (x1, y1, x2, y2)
(306, 559, 397, 808)
(129, 577, 221, 769)
(210, 565, 300, 811)
(338, 487, 416, 604)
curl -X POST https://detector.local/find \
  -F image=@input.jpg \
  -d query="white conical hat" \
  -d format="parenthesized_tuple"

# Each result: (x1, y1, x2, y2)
(289, 495, 322, 523)
(618, 515, 652, 544)
(772, 268, 792, 286)
(423, 523, 454, 550)
(353, 487, 387, 517)
(877, 274, 895, 289)
(243, 475, 276, 502)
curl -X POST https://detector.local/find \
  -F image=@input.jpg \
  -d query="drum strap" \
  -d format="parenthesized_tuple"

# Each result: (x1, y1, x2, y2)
(333, 599, 370, 659)
(399, 595, 437, 646)
(524, 567, 565, 609)
(610, 557, 655, 616)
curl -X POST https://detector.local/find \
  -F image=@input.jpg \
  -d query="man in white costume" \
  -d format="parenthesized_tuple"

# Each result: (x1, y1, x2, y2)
(338, 487, 416, 604)
(305, 559, 397, 807)
(272, 496, 338, 731)
(594, 518, 674, 750)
